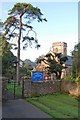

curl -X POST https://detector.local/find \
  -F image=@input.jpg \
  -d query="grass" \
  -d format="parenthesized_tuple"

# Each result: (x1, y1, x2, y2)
(27, 93, 79, 119)
(6, 80, 22, 96)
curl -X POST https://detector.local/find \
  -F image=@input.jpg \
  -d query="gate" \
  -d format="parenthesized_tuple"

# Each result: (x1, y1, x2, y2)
(2, 77, 24, 100)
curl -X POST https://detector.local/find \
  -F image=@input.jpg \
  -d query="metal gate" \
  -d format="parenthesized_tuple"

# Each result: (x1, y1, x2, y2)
(2, 78, 24, 100)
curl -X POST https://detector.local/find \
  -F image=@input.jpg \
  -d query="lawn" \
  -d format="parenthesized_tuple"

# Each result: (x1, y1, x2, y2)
(27, 93, 79, 119)
(6, 80, 22, 96)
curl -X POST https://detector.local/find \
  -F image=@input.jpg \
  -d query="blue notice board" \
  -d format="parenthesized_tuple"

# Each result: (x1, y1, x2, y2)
(32, 71, 44, 82)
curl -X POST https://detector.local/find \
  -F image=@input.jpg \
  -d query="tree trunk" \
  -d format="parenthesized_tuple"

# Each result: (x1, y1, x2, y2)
(16, 16, 22, 84)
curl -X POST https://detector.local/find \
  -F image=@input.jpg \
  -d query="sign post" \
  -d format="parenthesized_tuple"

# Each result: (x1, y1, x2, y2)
(32, 71, 44, 82)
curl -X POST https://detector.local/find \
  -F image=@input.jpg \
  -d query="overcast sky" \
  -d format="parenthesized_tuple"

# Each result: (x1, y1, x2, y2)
(1, 1, 78, 61)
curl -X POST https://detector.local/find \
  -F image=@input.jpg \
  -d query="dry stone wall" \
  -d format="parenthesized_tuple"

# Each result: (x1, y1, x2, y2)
(24, 80, 60, 97)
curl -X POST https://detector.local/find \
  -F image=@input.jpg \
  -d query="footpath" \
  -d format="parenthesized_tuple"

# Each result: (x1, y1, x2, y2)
(2, 99, 53, 119)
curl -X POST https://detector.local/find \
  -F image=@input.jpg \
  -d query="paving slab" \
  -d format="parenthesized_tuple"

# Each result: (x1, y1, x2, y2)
(2, 99, 52, 118)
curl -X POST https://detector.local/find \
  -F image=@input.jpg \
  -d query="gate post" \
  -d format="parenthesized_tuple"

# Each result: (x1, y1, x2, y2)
(14, 81, 15, 99)
(22, 77, 24, 98)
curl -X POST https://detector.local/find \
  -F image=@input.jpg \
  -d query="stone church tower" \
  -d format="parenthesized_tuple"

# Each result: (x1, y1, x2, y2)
(52, 42, 67, 56)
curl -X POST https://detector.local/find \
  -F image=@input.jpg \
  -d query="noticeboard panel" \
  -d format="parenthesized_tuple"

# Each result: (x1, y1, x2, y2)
(32, 71, 44, 82)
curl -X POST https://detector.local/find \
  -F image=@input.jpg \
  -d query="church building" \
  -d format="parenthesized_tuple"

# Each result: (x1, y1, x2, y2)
(35, 42, 73, 80)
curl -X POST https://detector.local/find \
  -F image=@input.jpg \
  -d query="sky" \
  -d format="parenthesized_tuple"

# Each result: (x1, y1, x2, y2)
(1, 1, 78, 62)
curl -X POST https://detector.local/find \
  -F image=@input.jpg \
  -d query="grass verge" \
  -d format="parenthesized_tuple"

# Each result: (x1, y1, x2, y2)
(27, 93, 79, 119)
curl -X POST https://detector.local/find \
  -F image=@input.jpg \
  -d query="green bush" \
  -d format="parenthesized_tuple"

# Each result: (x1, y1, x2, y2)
(76, 74, 80, 84)
(64, 75, 76, 83)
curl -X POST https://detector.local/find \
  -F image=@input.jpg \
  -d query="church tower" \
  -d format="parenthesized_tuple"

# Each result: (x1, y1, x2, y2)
(52, 42, 67, 56)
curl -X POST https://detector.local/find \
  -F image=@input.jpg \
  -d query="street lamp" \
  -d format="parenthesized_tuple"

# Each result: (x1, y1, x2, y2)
(13, 60, 19, 79)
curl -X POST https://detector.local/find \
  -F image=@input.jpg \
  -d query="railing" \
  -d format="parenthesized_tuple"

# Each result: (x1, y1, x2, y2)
(6, 80, 23, 99)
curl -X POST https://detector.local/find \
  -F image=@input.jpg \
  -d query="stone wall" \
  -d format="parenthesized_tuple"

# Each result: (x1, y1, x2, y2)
(2, 77, 8, 100)
(24, 80, 60, 97)
(61, 80, 76, 92)
(61, 80, 80, 96)
(23, 79, 80, 97)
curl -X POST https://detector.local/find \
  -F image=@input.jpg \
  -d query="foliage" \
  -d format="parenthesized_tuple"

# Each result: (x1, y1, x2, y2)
(47, 53, 68, 79)
(46, 57, 58, 76)
(0, 21, 3, 56)
(72, 43, 80, 80)
(0, 21, 16, 77)
(36, 52, 68, 79)
(35, 56, 44, 64)
(72, 61, 76, 78)
(2, 50, 16, 76)
(3, 2, 47, 83)
(64, 75, 76, 82)
(1, 35, 12, 55)
(75, 74, 80, 84)
(20, 63, 33, 77)
(64, 74, 80, 86)
(4, 2, 47, 49)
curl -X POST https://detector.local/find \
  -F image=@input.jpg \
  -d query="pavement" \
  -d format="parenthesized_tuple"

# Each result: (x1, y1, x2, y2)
(2, 99, 53, 119)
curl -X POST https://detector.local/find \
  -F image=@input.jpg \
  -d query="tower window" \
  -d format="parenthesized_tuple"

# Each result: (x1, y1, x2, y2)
(55, 48, 58, 52)
(64, 48, 66, 53)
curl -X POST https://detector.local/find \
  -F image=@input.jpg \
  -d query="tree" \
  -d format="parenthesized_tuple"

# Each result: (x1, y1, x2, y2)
(55, 53, 68, 79)
(1, 34, 16, 77)
(20, 63, 33, 78)
(4, 3, 47, 83)
(0, 20, 3, 56)
(46, 53, 68, 79)
(0, 20, 16, 77)
(35, 55, 45, 64)
(0, 20, 3, 75)
(72, 43, 80, 79)
(36, 52, 68, 79)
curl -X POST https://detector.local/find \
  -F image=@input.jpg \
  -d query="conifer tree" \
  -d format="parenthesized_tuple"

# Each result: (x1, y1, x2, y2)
(4, 3, 47, 83)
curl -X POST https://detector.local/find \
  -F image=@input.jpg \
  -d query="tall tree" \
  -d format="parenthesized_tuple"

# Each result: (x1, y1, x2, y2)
(0, 20, 16, 78)
(4, 3, 47, 83)
(72, 43, 80, 78)
(0, 20, 3, 56)
(0, 20, 3, 75)
(1, 34, 16, 77)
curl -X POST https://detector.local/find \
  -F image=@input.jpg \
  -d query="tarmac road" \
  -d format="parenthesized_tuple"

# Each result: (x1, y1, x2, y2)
(2, 99, 53, 119)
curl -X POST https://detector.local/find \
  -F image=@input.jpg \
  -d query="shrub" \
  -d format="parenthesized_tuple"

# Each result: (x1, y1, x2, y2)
(75, 74, 80, 84)
(64, 75, 75, 83)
